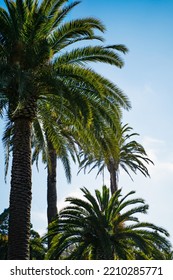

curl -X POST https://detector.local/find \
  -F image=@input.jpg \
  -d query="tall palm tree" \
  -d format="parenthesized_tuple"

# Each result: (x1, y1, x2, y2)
(0, 0, 130, 259)
(2, 73, 127, 240)
(32, 109, 75, 226)
(79, 124, 153, 194)
(47, 186, 171, 260)
(32, 80, 125, 227)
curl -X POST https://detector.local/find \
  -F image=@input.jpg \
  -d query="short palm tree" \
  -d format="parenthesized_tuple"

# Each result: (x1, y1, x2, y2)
(0, 0, 130, 259)
(46, 186, 171, 260)
(79, 124, 153, 194)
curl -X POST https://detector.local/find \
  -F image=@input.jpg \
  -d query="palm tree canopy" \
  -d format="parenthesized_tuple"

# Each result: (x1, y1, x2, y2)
(46, 186, 171, 260)
(78, 123, 154, 182)
(0, 0, 131, 122)
(0, 0, 130, 259)
(1, 0, 131, 182)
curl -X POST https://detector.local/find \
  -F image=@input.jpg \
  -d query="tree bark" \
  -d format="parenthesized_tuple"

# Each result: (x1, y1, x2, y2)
(47, 141, 58, 226)
(109, 168, 118, 195)
(47, 141, 57, 249)
(8, 118, 32, 259)
(107, 159, 118, 195)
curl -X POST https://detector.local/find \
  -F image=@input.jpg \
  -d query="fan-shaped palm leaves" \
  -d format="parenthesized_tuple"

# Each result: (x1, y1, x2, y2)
(0, 0, 130, 259)
(47, 186, 171, 260)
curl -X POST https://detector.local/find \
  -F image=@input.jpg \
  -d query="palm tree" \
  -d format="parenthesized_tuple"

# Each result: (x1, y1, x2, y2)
(32, 113, 75, 226)
(0, 0, 130, 259)
(2, 75, 128, 248)
(79, 124, 153, 194)
(46, 186, 171, 260)
(32, 82, 125, 227)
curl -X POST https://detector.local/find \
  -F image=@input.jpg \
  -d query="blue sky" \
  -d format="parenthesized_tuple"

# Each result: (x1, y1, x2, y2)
(1, 0, 173, 243)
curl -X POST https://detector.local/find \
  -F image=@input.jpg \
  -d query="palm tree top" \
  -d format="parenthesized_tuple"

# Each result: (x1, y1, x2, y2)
(47, 186, 171, 260)
(79, 123, 154, 181)
(0, 0, 129, 67)
(1, 0, 131, 124)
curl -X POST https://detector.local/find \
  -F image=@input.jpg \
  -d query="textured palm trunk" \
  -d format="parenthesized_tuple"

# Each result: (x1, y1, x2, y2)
(107, 159, 118, 195)
(47, 141, 57, 248)
(8, 118, 32, 259)
(109, 168, 118, 195)
(47, 141, 57, 225)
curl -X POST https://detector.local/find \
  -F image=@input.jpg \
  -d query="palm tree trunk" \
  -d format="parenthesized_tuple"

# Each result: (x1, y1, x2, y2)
(47, 141, 57, 249)
(47, 141, 57, 225)
(8, 118, 32, 259)
(109, 168, 118, 195)
(107, 159, 118, 195)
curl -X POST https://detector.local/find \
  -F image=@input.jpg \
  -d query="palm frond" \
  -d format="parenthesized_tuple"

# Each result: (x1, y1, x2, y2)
(46, 186, 171, 260)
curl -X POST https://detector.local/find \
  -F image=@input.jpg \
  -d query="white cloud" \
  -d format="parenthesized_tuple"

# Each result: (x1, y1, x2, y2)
(141, 136, 173, 176)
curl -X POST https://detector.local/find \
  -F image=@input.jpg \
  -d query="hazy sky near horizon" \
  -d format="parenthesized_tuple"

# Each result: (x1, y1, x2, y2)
(1, 0, 173, 243)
